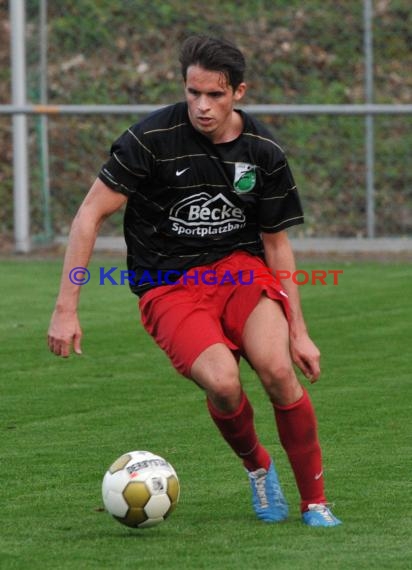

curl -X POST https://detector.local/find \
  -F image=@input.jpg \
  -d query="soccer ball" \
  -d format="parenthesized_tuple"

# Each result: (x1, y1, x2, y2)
(102, 450, 180, 528)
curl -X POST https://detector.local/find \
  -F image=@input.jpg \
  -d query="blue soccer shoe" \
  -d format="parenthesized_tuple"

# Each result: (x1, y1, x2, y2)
(302, 503, 342, 527)
(247, 461, 289, 523)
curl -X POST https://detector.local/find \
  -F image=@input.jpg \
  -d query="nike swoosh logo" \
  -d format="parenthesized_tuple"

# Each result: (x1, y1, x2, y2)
(176, 168, 190, 176)
(314, 471, 323, 480)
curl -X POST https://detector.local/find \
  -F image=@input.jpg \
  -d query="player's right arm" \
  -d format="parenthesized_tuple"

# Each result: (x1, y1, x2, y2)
(47, 178, 127, 357)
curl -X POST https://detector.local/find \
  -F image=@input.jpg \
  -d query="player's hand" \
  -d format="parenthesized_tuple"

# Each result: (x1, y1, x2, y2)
(47, 308, 83, 357)
(290, 333, 321, 383)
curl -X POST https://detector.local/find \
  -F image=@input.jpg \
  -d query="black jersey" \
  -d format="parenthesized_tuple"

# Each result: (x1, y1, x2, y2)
(98, 102, 304, 296)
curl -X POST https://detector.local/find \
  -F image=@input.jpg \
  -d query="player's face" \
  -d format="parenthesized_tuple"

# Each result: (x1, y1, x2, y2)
(185, 65, 246, 144)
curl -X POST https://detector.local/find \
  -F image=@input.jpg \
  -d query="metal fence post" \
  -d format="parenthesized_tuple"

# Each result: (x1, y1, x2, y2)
(364, 0, 375, 238)
(10, 0, 30, 253)
(38, 0, 52, 243)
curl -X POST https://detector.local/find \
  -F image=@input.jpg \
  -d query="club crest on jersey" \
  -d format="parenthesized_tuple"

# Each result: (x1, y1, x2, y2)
(234, 163, 256, 193)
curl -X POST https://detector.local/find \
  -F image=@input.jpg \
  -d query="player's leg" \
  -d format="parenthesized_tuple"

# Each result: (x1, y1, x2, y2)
(242, 296, 301, 404)
(192, 342, 288, 523)
(242, 296, 341, 526)
(190, 343, 272, 473)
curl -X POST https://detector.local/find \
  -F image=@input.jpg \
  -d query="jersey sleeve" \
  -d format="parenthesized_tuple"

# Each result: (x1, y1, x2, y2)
(98, 125, 155, 197)
(258, 157, 304, 233)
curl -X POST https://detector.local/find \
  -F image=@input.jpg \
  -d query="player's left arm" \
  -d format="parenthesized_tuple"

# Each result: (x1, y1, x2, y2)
(262, 230, 321, 383)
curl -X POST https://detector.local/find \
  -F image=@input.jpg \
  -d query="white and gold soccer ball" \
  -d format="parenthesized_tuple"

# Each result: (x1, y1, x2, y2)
(102, 450, 180, 528)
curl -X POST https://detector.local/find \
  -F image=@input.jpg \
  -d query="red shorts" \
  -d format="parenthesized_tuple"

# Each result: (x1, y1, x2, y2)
(139, 251, 289, 378)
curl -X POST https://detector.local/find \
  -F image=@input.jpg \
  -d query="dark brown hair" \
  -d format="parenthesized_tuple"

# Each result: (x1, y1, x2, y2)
(179, 35, 246, 90)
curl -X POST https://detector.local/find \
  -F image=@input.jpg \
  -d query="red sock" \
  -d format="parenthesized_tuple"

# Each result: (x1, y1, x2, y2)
(273, 389, 326, 512)
(207, 392, 271, 472)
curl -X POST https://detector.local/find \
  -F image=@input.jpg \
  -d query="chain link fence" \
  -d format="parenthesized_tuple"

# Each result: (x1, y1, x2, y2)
(1, 0, 412, 245)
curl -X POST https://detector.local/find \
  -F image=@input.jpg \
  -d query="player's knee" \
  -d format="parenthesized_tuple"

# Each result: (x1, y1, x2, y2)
(267, 382, 303, 406)
(190, 345, 241, 411)
(258, 362, 301, 405)
(207, 372, 242, 412)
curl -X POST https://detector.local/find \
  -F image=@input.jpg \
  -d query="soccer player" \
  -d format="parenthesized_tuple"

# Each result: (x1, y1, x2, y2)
(48, 35, 341, 527)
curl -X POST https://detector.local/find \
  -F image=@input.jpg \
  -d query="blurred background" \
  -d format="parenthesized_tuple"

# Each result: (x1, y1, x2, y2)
(1, 0, 411, 251)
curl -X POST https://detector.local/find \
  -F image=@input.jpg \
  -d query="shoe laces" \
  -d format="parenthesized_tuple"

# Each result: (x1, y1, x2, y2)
(251, 468, 269, 508)
(307, 503, 335, 523)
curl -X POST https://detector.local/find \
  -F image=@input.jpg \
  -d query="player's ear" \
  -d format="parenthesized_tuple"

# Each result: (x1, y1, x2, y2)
(234, 82, 247, 102)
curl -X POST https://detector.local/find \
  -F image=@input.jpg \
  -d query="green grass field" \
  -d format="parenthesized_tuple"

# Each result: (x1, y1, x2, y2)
(1, 258, 411, 570)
